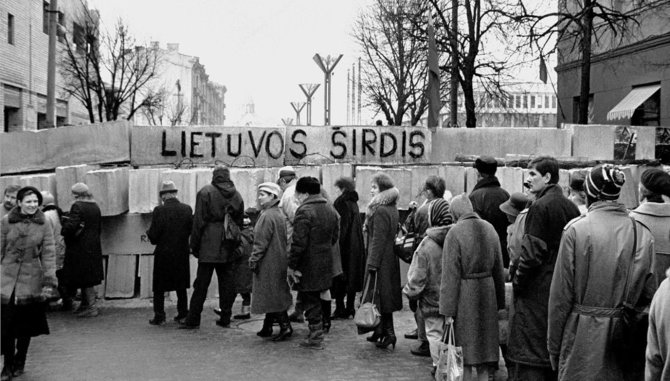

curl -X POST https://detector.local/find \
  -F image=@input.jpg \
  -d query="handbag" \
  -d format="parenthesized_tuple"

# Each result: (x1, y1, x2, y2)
(394, 224, 417, 264)
(354, 273, 381, 329)
(222, 212, 242, 248)
(611, 217, 649, 360)
(435, 322, 463, 381)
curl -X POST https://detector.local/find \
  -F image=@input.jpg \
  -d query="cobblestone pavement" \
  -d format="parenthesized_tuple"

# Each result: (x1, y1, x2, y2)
(18, 297, 435, 381)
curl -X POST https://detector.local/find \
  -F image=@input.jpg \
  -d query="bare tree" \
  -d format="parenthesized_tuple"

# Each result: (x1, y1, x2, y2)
(353, 0, 432, 126)
(139, 86, 167, 126)
(59, 5, 161, 123)
(508, 0, 670, 124)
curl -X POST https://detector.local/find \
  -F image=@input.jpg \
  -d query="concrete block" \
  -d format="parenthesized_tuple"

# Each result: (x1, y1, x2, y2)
(355, 166, 412, 211)
(128, 168, 166, 214)
(444, 165, 466, 197)
(0, 175, 24, 196)
(465, 167, 479, 194)
(18, 173, 57, 202)
(321, 164, 354, 202)
(56, 164, 99, 211)
(105, 254, 137, 299)
(193, 167, 214, 192)
(294, 166, 321, 182)
(85, 168, 130, 216)
(100, 213, 155, 255)
(636, 127, 656, 160)
(229, 167, 267, 210)
(618, 166, 640, 209)
(94, 256, 107, 299)
(558, 169, 570, 197)
(570, 124, 615, 160)
(497, 167, 524, 195)
(139, 255, 154, 299)
(160, 169, 198, 209)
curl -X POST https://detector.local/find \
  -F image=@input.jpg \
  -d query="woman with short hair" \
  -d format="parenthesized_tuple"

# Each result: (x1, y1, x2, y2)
(1, 186, 57, 380)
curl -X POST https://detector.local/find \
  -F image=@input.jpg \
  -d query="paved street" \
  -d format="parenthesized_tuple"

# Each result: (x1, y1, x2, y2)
(21, 297, 433, 381)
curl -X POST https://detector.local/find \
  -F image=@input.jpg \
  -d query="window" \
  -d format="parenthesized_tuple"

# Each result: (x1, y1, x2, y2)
(7, 13, 14, 45)
(515, 95, 521, 108)
(523, 95, 528, 109)
(631, 88, 661, 126)
(72, 22, 85, 52)
(531, 95, 536, 108)
(545, 96, 550, 109)
(57, 11, 64, 43)
(552, 96, 557, 108)
(43, 2, 48, 34)
(572, 94, 594, 123)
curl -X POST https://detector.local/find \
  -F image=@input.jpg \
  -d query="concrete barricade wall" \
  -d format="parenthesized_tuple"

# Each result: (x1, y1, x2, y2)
(160, 169, 198, 210)
(321, 163, 354, 201)
(85, 168, 130, 216)
(129, 168, 166, 214)
(19, 173, 57, 201)
(444, 165, 466, 197)
(56, 164, 99, 210)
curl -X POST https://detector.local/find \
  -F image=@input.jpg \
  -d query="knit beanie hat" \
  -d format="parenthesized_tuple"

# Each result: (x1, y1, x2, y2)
(71, 182, 89, 196)
(585, 164, 626, 200)
(295, 177, 320, 195)
(640, 168, 670, 197)
(258, 182, 281, 197)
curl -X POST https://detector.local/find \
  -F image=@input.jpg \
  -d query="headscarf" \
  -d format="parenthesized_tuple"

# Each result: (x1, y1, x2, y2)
(448, 193, 473, 222)
(428, 198, 452, 227)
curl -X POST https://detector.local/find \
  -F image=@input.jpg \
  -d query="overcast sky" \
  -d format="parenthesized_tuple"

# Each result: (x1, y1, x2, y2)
(88, 0, 554, 127)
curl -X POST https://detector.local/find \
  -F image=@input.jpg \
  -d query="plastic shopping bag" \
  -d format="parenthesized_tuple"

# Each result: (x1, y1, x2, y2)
(435, 323, 463, 381)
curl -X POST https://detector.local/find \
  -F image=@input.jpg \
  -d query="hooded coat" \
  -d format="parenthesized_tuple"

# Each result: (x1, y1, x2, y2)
(364, 187, 402, 314)
(1, 208, 57, 305)
(249, 199, 292, 314)
(190, 168, 244, 263)
(548, 202, 655, 380)
(630, 202, 670, 287)
(404, 225, 450, 317)
(146, 197, 193, 292)
(440, 213, 506, 366)
(469, 176, 510, 267)
(42, 205, 65, 270)
(61, 199, 104, 288)
(333, 190, 365, 293)
(508, 184, 580, 368)
(288, 194, 339, 292)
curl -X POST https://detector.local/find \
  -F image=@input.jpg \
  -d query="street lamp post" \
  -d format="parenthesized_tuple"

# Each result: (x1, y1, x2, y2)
(313, 54, 343, 126)
(290, 101, 306, 126)
(299, 83, 320, 126)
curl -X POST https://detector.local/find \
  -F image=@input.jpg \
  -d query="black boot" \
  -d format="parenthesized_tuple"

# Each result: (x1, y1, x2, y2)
(271, 312, 293, 342)
(0, 365, 11, 381)
(367, 324, 384, 343)
(321, 300, 331, 334)
(376, 314, 397, 350)
(333, 298, 345, 319)
(12, 337, 29, 377)
(257, 314, 274, 337)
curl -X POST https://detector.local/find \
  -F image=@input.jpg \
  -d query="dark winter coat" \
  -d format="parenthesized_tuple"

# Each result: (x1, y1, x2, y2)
(548, 202, 655, 380)
(190, 175, 244, 263)
(507, 184, 580, 368)
(61, 200, 104, 288)
(146, 198, 193, 292)
(333, 190, 365, 293)
(440, 213, 506, 366)
(364, 187, 402, 314)
(288, 194, 339, 292)
(469, 176, 510, 267)
(233, 225, 253, 294)
(1, 208, 57, 305)
(249, 199, 292, 314)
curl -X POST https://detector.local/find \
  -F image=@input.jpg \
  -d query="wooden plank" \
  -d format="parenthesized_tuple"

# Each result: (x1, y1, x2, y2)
(105, 254, 136, 298)
(0, 121, 130, 174)
(285, 126, 431, 165)
(130, 126, 285, 168)
(100, 213, 155, 255)
(85, 167, 130, 216)
(56, 164, 99, 210)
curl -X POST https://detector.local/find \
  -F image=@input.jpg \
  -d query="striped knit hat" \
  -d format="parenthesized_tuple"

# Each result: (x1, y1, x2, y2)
(429, 198, 452, 227)
(585, 164, 626, 200)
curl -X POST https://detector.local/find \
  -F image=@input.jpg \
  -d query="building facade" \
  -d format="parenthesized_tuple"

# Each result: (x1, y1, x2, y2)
(556, 1, 670, 126)
(421, 81, 558, 128)
(134, 43, 226, 127)
(1, 0, 92, 132)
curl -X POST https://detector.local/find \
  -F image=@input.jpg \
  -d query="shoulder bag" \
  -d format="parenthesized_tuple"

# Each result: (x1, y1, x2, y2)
(354, 272, 381, 329)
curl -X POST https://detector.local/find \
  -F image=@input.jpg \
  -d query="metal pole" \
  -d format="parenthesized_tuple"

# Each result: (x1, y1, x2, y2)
(357, 57, 362, 125)
(346, 69, 350, 125)
(46, 0, 58, 128)
(299, 84, 320, 126)
(313, 54, 343, 126)
(290, 102, 306, 126)
(449, 0, 458, 127)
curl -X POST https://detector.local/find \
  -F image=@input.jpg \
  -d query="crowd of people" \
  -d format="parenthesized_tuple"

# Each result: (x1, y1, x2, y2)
(1, 157, 670, 380)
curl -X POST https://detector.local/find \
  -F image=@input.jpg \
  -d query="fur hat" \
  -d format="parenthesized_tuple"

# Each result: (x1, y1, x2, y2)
(295, 177, 320, 195)
(17, 186, 43, 205)
(585, 164, 625, 200)
(474, 156, 498, 175)
(258, 182, 281, 197)
(640, 168, 670, 197)
(71, 182, 90, 196)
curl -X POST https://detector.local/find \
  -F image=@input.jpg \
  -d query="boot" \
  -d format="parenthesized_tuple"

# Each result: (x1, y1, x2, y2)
(299, 323, 324, 350)
(12, 338, 29, 377)
(257, 314, 274, 337)
(332, 298, 346, 319)
(271, 312, 293, 342)
(376, 314, 396, 350)
(233, 305, 251, 320)
(77, 287, 99, 318)
(367, 324, 384, 343)
(321, 300, 331, 334)
(1, 365, 11, 381)
(410, 340, 430, 357)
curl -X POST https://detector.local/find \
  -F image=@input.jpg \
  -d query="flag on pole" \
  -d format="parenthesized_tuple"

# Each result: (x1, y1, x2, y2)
(539, 55, 547, 84)
(427, 13, 441, 128)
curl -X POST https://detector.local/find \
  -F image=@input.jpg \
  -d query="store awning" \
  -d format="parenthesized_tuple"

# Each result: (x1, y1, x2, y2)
(607, 84, 660, 120)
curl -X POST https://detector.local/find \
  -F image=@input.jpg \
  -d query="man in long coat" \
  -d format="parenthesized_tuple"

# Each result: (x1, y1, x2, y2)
(507, 156, 580, 380)
(288, 177, 339, 349)
(180, 166, 244, 329)
(548, 164, 655, 380)
(146, 181, 193, 325)
(469, 156, 510, 267)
